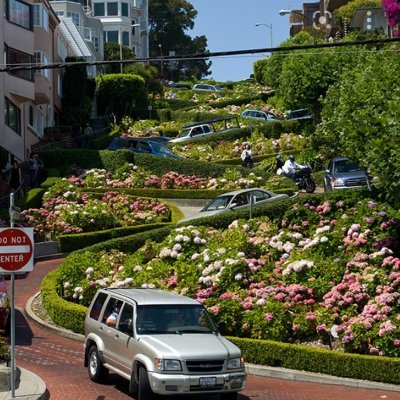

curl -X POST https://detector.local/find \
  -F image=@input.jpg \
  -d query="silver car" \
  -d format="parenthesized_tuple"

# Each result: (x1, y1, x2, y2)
(180, 188, 289, 223)
(84, 288, 246, 400)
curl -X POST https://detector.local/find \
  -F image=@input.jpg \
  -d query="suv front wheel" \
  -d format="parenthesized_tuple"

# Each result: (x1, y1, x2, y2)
(138, 366, 156, 400)
(88, 345, 109, 382)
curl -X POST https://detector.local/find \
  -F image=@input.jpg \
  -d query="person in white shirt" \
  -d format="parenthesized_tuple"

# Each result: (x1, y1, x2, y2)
(241, 144, 254, 168)
(282, 154, 305, 179)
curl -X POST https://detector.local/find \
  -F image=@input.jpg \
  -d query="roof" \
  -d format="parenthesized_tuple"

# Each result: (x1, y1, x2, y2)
(103, 288, 200, 306)
(183, 115, 239, 128)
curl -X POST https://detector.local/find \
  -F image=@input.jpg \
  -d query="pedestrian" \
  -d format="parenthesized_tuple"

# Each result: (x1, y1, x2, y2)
(8, 160, 22, 197)
(274, 153, 284, 174)
(106, 302, 121, 327)
(29, 153, 43, 188)
(241, 143, 254, 168)
(83, 123, 93, 148)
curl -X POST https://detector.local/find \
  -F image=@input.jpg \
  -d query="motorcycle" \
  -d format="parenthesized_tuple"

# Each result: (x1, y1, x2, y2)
(294, 166, 316, 193)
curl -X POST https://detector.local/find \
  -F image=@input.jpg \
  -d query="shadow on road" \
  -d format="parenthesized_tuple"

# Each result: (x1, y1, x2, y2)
(14, 309, 33, 345)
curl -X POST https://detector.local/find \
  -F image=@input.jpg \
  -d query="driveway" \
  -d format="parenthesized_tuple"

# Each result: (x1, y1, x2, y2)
(10, 258, 400, 400)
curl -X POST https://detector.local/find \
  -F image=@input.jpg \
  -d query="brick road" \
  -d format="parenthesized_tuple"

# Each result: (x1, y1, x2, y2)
(8, 258, 400, 399)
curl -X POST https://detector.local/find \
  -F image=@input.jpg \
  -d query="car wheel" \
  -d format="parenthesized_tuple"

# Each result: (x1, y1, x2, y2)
(128, 371, 138, 395)
(220, 392, 239, 400)
(138, 366, 155, 400)
(88, 345, 109, 383)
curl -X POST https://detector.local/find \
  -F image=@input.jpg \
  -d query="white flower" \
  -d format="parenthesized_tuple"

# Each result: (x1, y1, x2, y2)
(204, 254, 211, 262)
(256, 298, 266, 306)
(85, 267, 94, 275)
(235, 273, 243, 281)
(320, 236, 329, 243)
(133, 265, 142, 272)
(170, 250, 179, 258)
(193, 237, 202, 245)
(191, 253, 199, 260)
(237, 252, 245, 258)
(63, 282, 71, 289)
(173, 243, 182, 252)
(175, 234, 184, 242)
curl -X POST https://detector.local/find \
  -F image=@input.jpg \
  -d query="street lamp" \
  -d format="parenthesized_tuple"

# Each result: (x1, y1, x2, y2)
(279, 9, 316, 44)
(255, 23, 273, 49)
(158, 44, 163, 78)
(119, 23, 140, 73)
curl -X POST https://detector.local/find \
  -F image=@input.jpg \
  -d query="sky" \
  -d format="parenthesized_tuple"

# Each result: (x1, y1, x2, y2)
(188, 0, 305, 82)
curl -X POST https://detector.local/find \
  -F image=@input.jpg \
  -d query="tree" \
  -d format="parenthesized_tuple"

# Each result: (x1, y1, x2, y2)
(61, 57, 93, 127)
(96, 74, 148, 121)
(316, 49, 400, 205)
(104, 42, 134, 74)
(149, 0, 211, 80)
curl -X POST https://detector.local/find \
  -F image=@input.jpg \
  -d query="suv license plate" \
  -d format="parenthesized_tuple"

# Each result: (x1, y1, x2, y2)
(199, 377, 217, 388)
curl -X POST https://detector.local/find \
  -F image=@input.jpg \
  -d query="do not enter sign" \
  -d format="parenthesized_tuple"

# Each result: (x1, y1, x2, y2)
(0, 228, 34, 273)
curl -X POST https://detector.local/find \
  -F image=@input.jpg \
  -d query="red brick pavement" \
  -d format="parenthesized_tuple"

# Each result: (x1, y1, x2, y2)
(8, 258, 400, 400)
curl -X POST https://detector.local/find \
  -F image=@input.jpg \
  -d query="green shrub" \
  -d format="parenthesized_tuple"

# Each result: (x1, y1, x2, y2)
(18, 188, 45, 210)
(158, 108, 172, 122)
(229, 337, 400, 384)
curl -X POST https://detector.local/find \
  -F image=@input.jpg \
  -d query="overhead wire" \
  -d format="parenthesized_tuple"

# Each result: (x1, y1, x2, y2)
(0, 36, 399, 73)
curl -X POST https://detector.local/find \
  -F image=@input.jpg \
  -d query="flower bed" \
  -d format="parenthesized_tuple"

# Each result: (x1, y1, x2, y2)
(21, 188, 170, 241)
(52, 195, 400, 357)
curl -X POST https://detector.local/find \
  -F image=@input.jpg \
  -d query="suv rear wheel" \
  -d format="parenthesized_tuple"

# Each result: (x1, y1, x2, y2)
(88, 345, 109, 382)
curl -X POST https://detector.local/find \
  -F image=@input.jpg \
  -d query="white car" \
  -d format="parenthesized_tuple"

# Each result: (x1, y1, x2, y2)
(192, 83, 224, 92)
(180, 188, 289, 223)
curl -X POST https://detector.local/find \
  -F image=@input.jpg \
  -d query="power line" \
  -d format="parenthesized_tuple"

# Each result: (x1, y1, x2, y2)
(0, 37, 399, 73)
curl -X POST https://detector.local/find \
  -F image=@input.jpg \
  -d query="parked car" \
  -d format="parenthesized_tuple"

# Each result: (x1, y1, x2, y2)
(0, 274, 10, 333)
(324, 156, 370, 191)
(240, 109, 279, 122)
(169, 116, 241, 144)
(180, 188, 289, 223)
(108, 137, 182, 159)
(192, 83, 224, 92)
(168, 123, 214, 144)
(285, 108, 313, 121)
(84, 288, 246, 400)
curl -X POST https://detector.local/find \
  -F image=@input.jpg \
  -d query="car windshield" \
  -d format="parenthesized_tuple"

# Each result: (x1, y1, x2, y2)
(176, 129, 191, 139)
(334, 160, 364, 173)
(214, 86, 223, 91)
(202, 195, 234, 211)
(151, 142, 175, 155)
(136, 305, 217, 334)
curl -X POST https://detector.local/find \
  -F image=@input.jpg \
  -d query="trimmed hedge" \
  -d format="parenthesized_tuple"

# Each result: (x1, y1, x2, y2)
(57, 222, 174, 253)
(229, 337, 400, 385)
(38, 149, 232, 178)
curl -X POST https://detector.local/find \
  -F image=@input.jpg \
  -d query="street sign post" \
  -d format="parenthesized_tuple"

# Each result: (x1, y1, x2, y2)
(5, 193, 35, 398)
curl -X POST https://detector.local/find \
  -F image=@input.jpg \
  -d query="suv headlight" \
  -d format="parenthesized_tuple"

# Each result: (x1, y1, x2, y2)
(333, 178, 345, 187)
(155, 358, 182, 371)
(227, 357, 244, 369)
(0, 293, 8, 308)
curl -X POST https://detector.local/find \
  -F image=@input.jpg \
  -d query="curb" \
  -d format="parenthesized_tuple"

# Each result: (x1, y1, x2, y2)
(25, 292, 400, 393)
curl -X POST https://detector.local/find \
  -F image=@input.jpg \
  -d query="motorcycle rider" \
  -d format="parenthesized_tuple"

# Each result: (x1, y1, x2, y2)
(282, 154, 305, 179)
(274, 153, 284, 174)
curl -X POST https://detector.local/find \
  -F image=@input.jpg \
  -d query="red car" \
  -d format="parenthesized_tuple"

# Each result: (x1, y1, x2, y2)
(0, 274, 10, 334)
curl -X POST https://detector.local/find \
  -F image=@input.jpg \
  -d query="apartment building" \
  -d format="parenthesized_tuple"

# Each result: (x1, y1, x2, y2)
(91, 0, 149, 59)
(1, 0, 60, 167)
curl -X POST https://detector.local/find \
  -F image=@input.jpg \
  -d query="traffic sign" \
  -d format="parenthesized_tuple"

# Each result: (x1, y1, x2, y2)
(0, 228, 34, 273)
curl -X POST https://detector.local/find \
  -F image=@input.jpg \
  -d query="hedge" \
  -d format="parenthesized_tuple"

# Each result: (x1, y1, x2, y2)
(38, 149, 234, 178)
(229, 337, 400, 385)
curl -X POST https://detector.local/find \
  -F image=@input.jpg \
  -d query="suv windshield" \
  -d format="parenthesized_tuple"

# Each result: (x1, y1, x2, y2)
(176, 128, 191, 139)
(334, 160, 364, 173)
(136, 305, 217, 334)
(151, 142, 175, 155)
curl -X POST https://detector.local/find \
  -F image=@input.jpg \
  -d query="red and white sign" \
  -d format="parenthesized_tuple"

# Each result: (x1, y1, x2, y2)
(0, 228, 34, 273)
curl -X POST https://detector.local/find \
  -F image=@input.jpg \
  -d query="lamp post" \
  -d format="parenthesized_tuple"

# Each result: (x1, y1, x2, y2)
(158, 44, 163, 78)
(255, 23, 273, 49)
(279, 9, 316, 44)
(119, 23, 140, 73)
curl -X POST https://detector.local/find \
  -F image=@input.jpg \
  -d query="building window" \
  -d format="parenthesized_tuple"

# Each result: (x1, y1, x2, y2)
(55, 11, 64, 17)
(58, 74, 62, 97)
(5, 45, 33, 81)
(122, 31, 129, 46)
(94, 3, 104, 16)
(33, 4, 49, 31)
(67, 11, 80, 27)
(6, 0, 32, 30)
(121, 2, 128, 16)
(107, 2, 118, 16)
(5, 97, 21, 135)
(106, 30, 118, 43)
(28, 105, 44, 136)
(34, 51, 50, 80)
(29, 105, 34, 126)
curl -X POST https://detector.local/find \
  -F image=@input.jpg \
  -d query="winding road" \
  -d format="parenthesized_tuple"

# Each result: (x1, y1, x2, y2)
(10, 258, 400, 400)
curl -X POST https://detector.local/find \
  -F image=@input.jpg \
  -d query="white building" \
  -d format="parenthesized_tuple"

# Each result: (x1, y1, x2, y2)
(91, 0, 149, 59)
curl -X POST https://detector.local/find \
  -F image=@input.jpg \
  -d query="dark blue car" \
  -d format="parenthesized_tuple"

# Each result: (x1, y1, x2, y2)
(108, 137, 182, 159)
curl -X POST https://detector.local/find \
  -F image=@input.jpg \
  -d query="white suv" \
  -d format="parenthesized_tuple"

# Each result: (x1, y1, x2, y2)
(84, 288, 246, 400)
